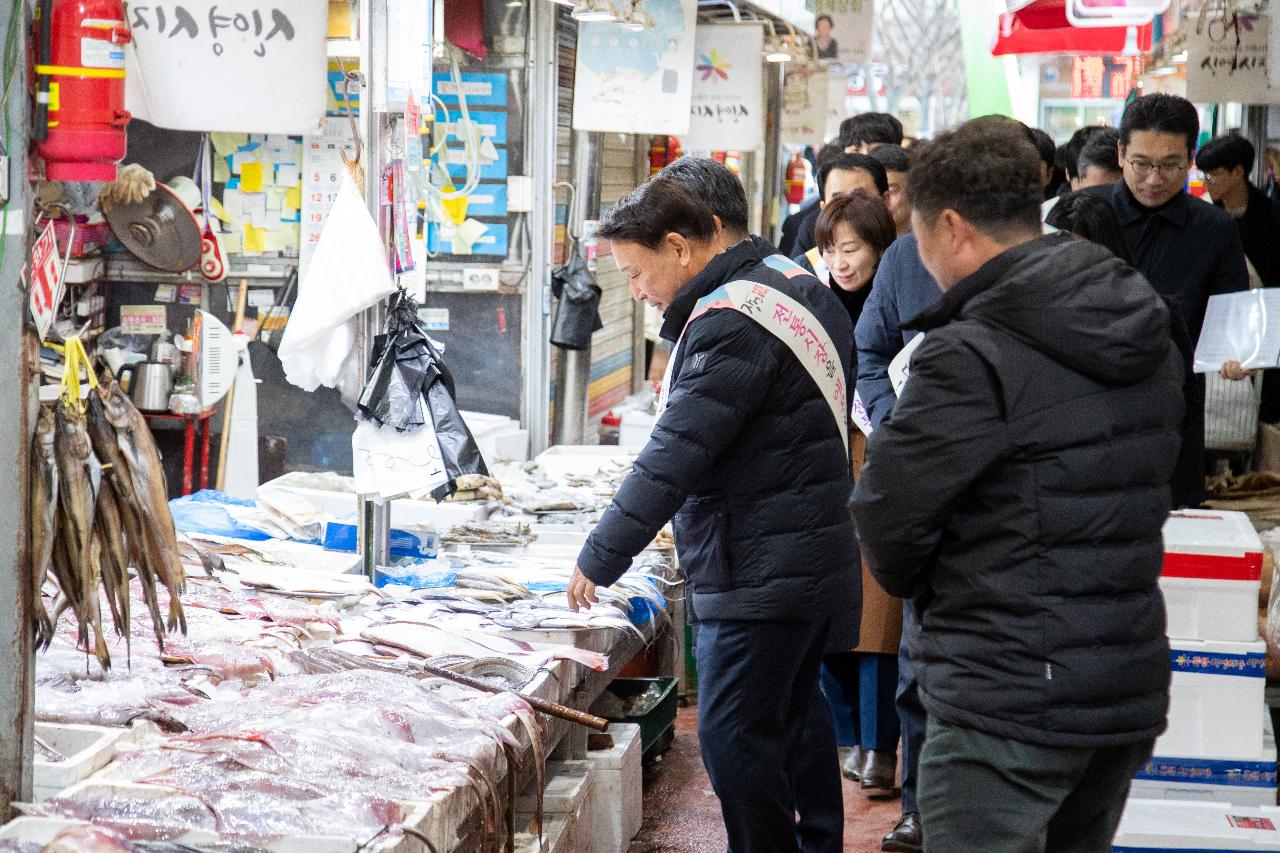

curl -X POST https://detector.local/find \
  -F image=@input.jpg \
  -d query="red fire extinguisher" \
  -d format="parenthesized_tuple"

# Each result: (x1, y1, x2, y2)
(33, 0, 131, 182)
(648, 136, 666, 176)
(785, 152, 807, 205)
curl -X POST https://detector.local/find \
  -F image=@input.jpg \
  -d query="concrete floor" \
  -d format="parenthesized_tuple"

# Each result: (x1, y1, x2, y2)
(629, 704, 901, 852)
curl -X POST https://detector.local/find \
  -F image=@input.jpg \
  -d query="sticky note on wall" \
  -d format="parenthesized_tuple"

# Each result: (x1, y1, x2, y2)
(241, 162, 265, 193)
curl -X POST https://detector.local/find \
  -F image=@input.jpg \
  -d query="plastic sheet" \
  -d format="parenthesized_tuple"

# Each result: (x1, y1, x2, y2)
(550, 247, 603, 350)
(167, 492, 273, 541)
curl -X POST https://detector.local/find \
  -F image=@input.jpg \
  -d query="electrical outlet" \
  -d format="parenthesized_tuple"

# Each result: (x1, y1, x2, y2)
(0, 155, 11, 205)
(462, 267, 500, 291)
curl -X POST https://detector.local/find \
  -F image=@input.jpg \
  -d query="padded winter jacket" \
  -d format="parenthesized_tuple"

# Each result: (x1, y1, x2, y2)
(577, 237, 860, 626)
(850, 234, 1183, 747)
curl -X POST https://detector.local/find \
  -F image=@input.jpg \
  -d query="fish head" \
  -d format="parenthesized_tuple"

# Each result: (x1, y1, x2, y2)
(99, 381, 134, 428)
(54, 401, 92, 459)
(35, 405, 57, 457)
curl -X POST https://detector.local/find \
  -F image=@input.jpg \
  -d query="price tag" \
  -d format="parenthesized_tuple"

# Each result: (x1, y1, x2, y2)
(28, 221, 63, 341)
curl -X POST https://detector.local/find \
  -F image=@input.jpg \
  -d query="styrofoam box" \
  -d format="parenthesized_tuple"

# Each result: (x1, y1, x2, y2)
(259, 476, 493, 529)
(588, 722, 643, 853)
(1163, 510, 1263, 643)
(619, 411, 657, 448)
(534, 446, 638, 480)
(516, 760, 594, 853)
(32, 723, 123, 802)
(462, 410, 530, 464)
(1156, 637, 1267, 760)
(1132, 713, 1277, 806)
(1114, 799, 1280, 850)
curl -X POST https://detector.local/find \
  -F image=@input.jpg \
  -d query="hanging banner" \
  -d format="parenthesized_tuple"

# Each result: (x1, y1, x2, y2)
(825, 74, 849, 142)
(684, 24, 765, 152)
(28, 222, 63, 342)
(125, 0, 328, 134)
(572, 0, 697, 134)
(782, 68, 831, 146)
(807, 0, 875, 69)
(1188, 14, 1280, 105)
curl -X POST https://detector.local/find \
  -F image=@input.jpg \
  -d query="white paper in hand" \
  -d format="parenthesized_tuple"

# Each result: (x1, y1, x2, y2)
(1194, 289, 1280, 373)
(890, 333, 926, 397)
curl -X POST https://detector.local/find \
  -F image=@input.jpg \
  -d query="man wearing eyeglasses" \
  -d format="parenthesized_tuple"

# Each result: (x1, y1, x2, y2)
(1087, 94, 1248, 347)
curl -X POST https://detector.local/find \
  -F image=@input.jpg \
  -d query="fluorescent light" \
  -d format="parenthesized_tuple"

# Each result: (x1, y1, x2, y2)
(766, 50, 792, 62)
(1149, 65, 1177, 77)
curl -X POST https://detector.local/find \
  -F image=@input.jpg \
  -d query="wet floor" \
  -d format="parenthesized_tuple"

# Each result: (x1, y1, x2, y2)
(629, 703, 901, 852)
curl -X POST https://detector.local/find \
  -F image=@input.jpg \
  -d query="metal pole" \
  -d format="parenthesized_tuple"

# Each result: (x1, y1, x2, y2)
(552, 130, 602, 444)
(357, 0, 391, 578)
(0, 0, 34, 818)
(760, 62, 785, 246)
(523, 0, 557, 454)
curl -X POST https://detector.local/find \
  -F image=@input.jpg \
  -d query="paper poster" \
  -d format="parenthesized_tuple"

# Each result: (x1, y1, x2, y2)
(1193, 289, 1280, 372)
(1188, 14, 1280, 105)
(782, 68, 831, 146)
(572, 0, 697, 134)
(120, 305, 169, 335)
(301, 118, 357, 281)
(684, 24, 765, 152)
(124, 0, 327, 134)
(808, 0, 875, 69)
(825, 74, 850, 142)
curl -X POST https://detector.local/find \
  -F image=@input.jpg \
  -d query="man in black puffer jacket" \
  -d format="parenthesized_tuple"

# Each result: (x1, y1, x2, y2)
(569, 178, 859, 852)
(850, 121, 1183, 852)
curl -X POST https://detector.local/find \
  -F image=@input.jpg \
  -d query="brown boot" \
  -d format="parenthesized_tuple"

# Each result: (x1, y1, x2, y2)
(840, 746, 864, 781)
(859, 749, 899, 798)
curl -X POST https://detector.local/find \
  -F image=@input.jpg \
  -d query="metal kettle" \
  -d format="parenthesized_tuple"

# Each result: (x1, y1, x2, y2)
(117, 361, 174, 412)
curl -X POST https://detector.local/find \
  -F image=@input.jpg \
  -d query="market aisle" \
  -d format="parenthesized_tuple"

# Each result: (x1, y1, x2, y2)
(629, 705, 901, 852)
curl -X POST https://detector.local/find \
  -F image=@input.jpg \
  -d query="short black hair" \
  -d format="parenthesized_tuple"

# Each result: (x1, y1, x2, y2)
(1077, 127, 1121, 177)
(1045, 191, 1133, 266)
(1029, 127, 1057, 170)
(1061, 125, 1109, 180)
(908, 121, 1042, 240)
(815, 190, 896, 259)
(818, 152, 888, 200)
(597, 178, 717, 249)
(838, 113, 904, 150)
(816, 13, 833, 27)
(1120, 93, 1200, 157)
(656, 157, 750, 236)
(869, 144, 910, 174)
(1196, 134, 1256, 176)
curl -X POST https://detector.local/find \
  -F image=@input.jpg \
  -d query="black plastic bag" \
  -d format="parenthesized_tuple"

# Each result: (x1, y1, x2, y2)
(356, 291, 488, 502)
(550, 247, 603, 350)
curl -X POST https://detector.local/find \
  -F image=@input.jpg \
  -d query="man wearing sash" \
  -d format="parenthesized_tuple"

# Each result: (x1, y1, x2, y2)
(570, 178, 859, 852)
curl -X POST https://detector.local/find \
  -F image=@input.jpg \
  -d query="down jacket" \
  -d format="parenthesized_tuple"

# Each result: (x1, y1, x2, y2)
(577, 236, 860, 626)
(850, 235, 1183, 748)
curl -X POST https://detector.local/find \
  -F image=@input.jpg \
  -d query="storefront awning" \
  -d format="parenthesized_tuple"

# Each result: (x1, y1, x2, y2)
(993, 0, 1154, 56)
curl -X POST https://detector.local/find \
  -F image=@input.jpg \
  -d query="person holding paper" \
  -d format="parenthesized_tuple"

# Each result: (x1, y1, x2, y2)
(851, 119, 1183, 853)
(568, 178, 859, 853)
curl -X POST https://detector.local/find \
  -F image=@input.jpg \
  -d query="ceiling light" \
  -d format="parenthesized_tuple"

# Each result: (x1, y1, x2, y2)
(766, 43, 792, 62)
(572, 0, 618, 21)
(1149, 65, 1177, 77)
(1171, 50, 1187, 63)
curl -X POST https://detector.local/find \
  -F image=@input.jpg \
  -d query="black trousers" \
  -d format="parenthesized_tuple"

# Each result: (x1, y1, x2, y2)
(896, 601, 927, 815)
(696, 617, 842, 853)
(918, 717, 1153, 853)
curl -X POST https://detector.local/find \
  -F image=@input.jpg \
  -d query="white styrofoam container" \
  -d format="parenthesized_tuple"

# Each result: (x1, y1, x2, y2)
(32, 723, 123, 802)
(588, 722, 643, 853)
(1163, 510, 1263, 643)
(514, 813, 571, 853)
(1157, 637, 1268, 760)
(259, 477, 493, 528)
(1132, 713, 1277, 806)
(533, 446, 637, 480)
(619, 411, 656, 448)
(1114, 799, 1280, 850)
(516, 761, 593, 853)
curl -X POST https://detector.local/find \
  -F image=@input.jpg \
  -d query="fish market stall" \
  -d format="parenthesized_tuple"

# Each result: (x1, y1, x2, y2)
(9, 445, 677, 852)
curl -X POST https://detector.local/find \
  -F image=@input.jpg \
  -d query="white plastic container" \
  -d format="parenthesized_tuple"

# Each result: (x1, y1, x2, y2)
(588, 722, 643, 853)
(1156, 637, 1267, 760)
(1132, 713, 1277, 806)
(260, 475, 494, 528)
(619, 410, 657, 448)
(533, 446, 637, 480)
(32, 723, 123, 802)
(1162, 510, 1263, 643)
(1114, 799, 1280, 850)
(516, 761, 593, 853)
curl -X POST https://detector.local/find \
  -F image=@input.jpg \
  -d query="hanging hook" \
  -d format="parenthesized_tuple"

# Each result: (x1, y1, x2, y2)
(554, 180, 578, 246)
(336, 60, 367, 170)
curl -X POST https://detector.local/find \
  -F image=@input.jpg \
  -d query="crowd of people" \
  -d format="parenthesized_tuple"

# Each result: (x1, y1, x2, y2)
(564, 93, 1273, 852)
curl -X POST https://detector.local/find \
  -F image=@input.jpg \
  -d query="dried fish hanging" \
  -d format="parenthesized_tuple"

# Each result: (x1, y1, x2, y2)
(36, 335, 189, 671)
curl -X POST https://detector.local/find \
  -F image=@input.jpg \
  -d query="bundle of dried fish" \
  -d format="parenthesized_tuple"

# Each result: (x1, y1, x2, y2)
(444, 520, 536, 547)
(31, 372, 189, 670)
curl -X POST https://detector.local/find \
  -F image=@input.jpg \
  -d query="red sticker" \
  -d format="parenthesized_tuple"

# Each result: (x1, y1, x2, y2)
(1228, 815, 1277, 830)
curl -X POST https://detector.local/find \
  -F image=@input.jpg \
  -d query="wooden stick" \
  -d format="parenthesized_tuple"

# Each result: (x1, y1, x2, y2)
(417, 661, 610, 732)
(215, 279, 249, 491)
